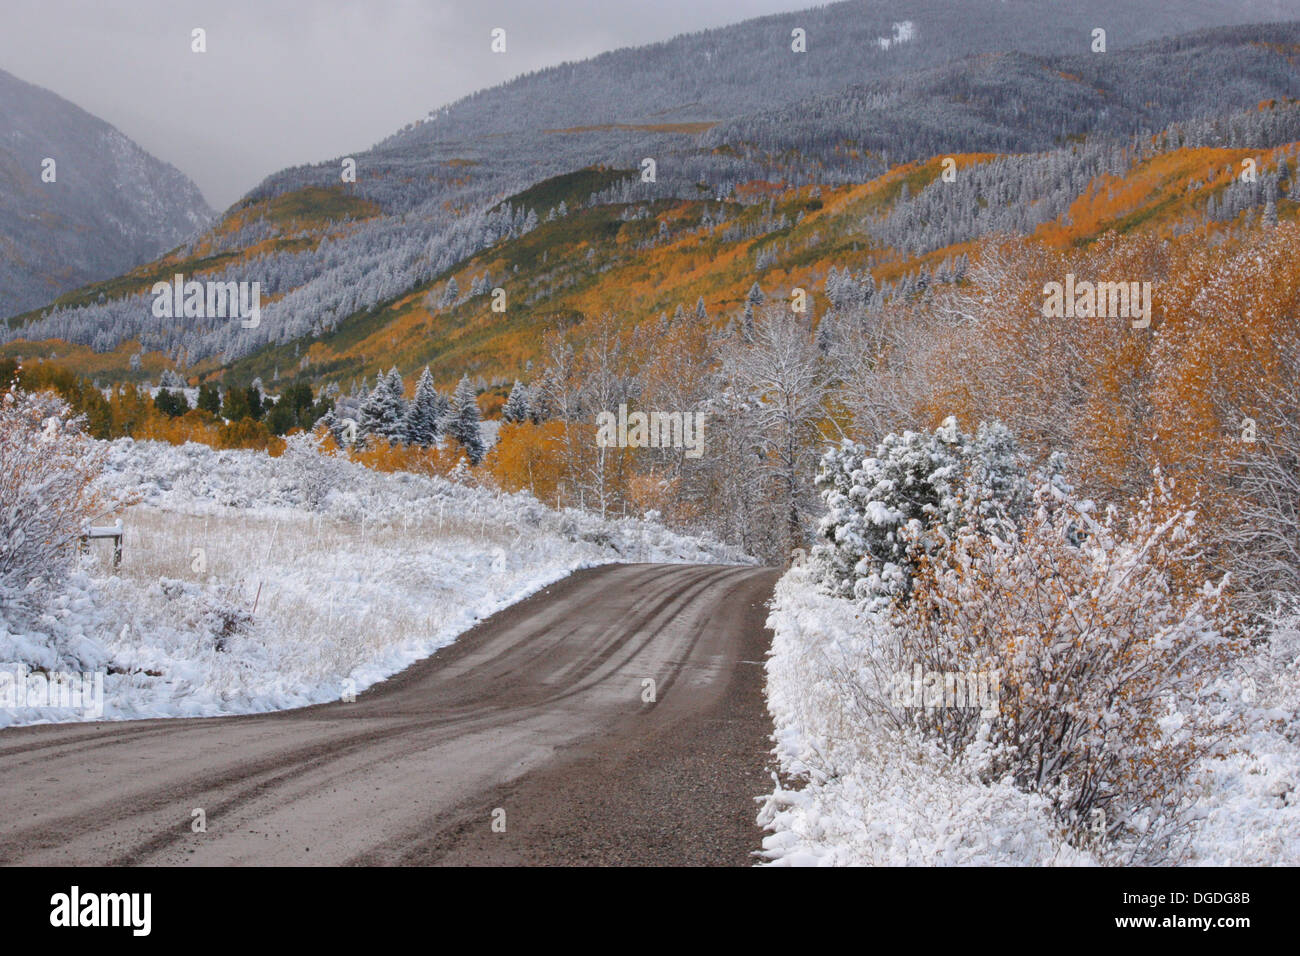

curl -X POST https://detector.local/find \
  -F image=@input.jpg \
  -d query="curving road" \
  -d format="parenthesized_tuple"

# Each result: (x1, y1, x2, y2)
(0, 563, 780, 866)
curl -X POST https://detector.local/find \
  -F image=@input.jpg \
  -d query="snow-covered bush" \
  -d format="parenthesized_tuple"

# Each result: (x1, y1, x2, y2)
(0, 383, 112, 621)
(891, 477, 1244, 862)
(278, 428, 347, 510)
(200, 582, 255, 652)
(758, 567, 1092, 866)
(812, 417, 1050, 608)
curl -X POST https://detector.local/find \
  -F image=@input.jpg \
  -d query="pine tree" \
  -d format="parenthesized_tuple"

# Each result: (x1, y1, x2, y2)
(816, 315, 834, 354)
(439, 276, 459, 308)
(358, 368, 407, 443)
(743, 281, 764, 341)
(405, 366, 443, 446)
(448, 374, 485, 465)
(159, 368, 187, 389)
(501, 381, 530, 424)
(197, 383, 221, 415)
(1263, 196, 1279, 227)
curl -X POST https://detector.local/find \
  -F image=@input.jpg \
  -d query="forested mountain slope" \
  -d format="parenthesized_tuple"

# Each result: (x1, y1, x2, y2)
(3, 2, 1298, 385)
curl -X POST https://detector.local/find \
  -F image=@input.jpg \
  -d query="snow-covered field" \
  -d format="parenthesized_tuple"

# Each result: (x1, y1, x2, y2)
(756, 568, 1300, 866)
(0, 437, 747, 726)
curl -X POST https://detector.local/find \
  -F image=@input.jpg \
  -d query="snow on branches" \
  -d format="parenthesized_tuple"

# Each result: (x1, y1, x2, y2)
(0, 381, 116, 621)
(892, 476, 1243, 862)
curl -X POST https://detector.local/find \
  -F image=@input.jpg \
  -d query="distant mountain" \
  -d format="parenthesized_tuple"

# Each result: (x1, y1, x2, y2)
(707, 22, 1300, 177)
(0, 67, 212, 318)
(265, 0, 1300, 215)
(4, 0, 1298, 373)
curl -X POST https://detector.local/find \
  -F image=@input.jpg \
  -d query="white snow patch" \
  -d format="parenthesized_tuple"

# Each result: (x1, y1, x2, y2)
(758, 569, 1300, 865)
(877, 21, 917, 51)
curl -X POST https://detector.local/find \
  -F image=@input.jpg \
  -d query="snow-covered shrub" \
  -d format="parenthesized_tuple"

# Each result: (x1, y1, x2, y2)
(200, 582, 254, 652)
(153, 577, 254, 655)
(278, 428, 347, 509)
(812, 417, 1049, 608)
(0, 384, 111, 621)
(891, 477, 1244, 862)
(758, 568, 1091, 866)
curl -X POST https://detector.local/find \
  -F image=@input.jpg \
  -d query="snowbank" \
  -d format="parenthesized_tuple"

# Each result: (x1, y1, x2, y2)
(757, 568, 1091, 866)
(757, 569, 1300, 866)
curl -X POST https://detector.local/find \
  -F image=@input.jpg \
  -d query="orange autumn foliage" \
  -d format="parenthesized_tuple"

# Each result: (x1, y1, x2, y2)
(485, 422, 567, 501)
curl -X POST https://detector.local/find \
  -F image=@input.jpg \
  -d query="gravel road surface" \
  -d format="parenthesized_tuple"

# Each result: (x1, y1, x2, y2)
(0, 563, 780, 866)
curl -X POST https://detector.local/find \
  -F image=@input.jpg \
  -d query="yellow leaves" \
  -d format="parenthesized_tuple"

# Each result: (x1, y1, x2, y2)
(484, 422, 566, 500)
(350, 437, 465, 478)
(216, 418, 282, 454)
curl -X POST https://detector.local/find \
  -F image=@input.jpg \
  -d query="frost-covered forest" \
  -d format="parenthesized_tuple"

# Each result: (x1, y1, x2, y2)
(4, 0, 1300, 868)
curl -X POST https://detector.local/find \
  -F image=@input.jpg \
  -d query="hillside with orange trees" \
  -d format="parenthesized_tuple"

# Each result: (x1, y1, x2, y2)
(7, 96, 1299, 404)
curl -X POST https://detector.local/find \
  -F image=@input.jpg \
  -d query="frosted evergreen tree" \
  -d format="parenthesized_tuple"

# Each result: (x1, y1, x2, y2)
(743, 281, 764, 340)
(860, 269, 876, 303)
(501, 381, 530, 424)
(405, 366, 443, 446)
(448, 374, 485, 465)
(358, 368, 407, 443)
(695, 296, 708, 322)
(811, 418, 1053, 608)
(816, 315, 834, 354)
(1263, 196, 1279, 227)
(439, 276, 459, 307)
(159, 368, 187, 389)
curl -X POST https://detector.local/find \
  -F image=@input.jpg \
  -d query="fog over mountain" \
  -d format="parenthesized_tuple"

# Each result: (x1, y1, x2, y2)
(0, 67, 212, 319)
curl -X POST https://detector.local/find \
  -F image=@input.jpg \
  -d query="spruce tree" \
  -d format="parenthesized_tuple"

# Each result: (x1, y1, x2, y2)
(448, 374, 486, 465)
(439, 277, 459, 308)
(405, 367, 443, 446)
(501, 381, 530, 424)
(359, 369, 408, 443)
(197, 383, 221, 415)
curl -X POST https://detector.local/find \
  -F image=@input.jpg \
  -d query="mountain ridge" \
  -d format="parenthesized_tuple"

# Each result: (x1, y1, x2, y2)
(4, 1, 1300, 382)
(0, 66, 213, 319)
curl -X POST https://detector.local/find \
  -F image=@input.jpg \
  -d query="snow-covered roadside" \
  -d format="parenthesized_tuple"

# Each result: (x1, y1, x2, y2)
(756, 568, 1091, 866)
(1185, 615, 1300, 865)
(756, 568, 1300, 866)
(0, 438, 749, 727)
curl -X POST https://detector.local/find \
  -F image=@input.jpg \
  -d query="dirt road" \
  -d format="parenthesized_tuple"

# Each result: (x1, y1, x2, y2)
(0, 563, 780, 866)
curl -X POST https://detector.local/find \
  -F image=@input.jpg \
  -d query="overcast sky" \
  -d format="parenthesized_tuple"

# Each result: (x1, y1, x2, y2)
(0, 0, 812, 210)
